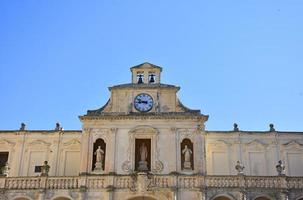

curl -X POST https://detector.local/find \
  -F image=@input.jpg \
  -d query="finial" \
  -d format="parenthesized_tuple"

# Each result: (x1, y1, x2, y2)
(276, 160, 285, 176)
(55, 122, 62, 131)
(233, 123, 239, 131)
(20, 123, 26, 131)
(269, 123, 275, 132)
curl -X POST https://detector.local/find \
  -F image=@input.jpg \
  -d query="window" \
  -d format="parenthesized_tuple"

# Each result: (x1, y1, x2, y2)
(34, 166, 42, 173)
(0, 152, 9, 174)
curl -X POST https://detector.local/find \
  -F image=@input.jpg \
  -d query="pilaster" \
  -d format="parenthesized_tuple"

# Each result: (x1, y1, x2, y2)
(80, 128, 91, 174)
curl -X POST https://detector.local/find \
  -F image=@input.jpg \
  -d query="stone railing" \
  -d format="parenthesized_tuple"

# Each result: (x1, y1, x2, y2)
(0, 175, 302, 191)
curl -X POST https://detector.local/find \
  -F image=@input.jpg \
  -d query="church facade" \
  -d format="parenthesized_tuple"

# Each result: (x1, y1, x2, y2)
(0, 63, 303, 200)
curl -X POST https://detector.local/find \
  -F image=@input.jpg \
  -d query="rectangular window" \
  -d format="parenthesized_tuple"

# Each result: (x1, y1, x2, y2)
(34, 166, 42, 173)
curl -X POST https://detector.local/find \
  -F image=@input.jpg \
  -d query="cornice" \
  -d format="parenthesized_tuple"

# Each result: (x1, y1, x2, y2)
(79, 112, 209, 122)
(108, 83, 180, 91)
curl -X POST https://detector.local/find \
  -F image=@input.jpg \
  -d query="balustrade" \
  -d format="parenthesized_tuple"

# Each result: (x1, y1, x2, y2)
(47, 177, 79, 189)
(0, 175, 302, 191)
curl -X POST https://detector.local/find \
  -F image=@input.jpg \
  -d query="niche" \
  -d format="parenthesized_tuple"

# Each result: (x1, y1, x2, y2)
(92, 139, 106, 171)
(135, 139, 151, 171)
(181, 139, 194, 170)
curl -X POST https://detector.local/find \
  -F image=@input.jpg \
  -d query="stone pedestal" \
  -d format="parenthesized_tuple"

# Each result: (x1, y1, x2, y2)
(138, 161, 148, 171)
(92, 162, 103, 174)
(183, 161, 192, 170)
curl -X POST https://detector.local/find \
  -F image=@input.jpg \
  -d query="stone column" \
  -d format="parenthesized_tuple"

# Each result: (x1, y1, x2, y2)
(37, 190, 45, 200)
(171, 187, 179, 200)
(78, 186, 87, 200)
(106, 185, 115, 200)
(279, 191, 289, 200)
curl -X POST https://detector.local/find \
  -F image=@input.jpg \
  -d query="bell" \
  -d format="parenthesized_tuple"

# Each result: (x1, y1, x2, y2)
(138, 75, 143, 84)
(149, 74, 155, 83)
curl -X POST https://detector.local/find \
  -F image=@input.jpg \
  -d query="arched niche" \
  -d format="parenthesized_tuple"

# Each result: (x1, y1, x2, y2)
(14, 198, 31, 200)
(128, 197, 157, 200)
(52, 196, 72, 200)
(212, 197, 231, 200)
(92, 138, 106, 171)
(181, 138, 194, 170)
(255, 197, 271, 200)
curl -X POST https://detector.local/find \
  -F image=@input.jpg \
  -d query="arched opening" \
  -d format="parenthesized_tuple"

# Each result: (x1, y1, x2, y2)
(128, 197, 157, 200)
(92, 138, 106, 171)
(52, 197, 72, 200)
(255, 197, 271, 200)
(213, 197, 231, 200)
(181, 138, 194, 170)
(14, 198, 31, 200)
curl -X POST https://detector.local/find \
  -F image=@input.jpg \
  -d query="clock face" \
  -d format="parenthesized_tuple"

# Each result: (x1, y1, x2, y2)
(134, 93, 154, 112)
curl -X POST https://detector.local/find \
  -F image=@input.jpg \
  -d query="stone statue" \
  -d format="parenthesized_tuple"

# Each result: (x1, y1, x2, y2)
(41, 161, 50, 176)
(233, 123, 239, 131)
(276, 160, 285, 176)
(95, 146, 104, 163)
(20, 123, 26, 131)
(140, 143, 148, 162)
(235, 161, 245, 175)
(138, 143, 148, 171)
(269, 124, 275, 132)
(2, 162, 10, 177)
(55, 122, 62, 131)
(93, 146, 105, 173)
(182, 145, 193, 170)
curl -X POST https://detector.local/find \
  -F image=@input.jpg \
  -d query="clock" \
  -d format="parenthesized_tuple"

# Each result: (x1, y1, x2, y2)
(134, 93, 154, 112)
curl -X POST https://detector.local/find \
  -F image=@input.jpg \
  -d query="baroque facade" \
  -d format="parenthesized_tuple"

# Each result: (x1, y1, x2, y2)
(0, 63, 303, 200)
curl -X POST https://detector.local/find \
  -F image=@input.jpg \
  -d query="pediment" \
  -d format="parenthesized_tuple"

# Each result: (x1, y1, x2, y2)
(29, 139, 51, 146)
(130, 62, 162, 71)
(0, 138, 15, 146)
(283, 140, 303, 150)
(245, 139, 268, 147)
(130, 125, 159, 134)
(63, 139, 81, 146)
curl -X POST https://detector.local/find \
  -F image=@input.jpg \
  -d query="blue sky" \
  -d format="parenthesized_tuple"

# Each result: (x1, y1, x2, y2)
(0, 1, 302, 131)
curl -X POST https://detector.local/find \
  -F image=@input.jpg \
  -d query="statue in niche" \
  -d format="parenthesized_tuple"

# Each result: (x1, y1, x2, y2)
(138, 142, 148, 171)
(182, 145, 193, 170)
(94, 146, 104, 173)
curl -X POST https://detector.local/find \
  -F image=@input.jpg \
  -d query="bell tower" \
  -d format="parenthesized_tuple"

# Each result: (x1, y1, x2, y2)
(131, 62, 162, 84)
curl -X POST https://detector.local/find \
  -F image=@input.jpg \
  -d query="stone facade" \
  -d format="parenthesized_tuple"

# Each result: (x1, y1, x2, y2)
(0, 63, 302, 200)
